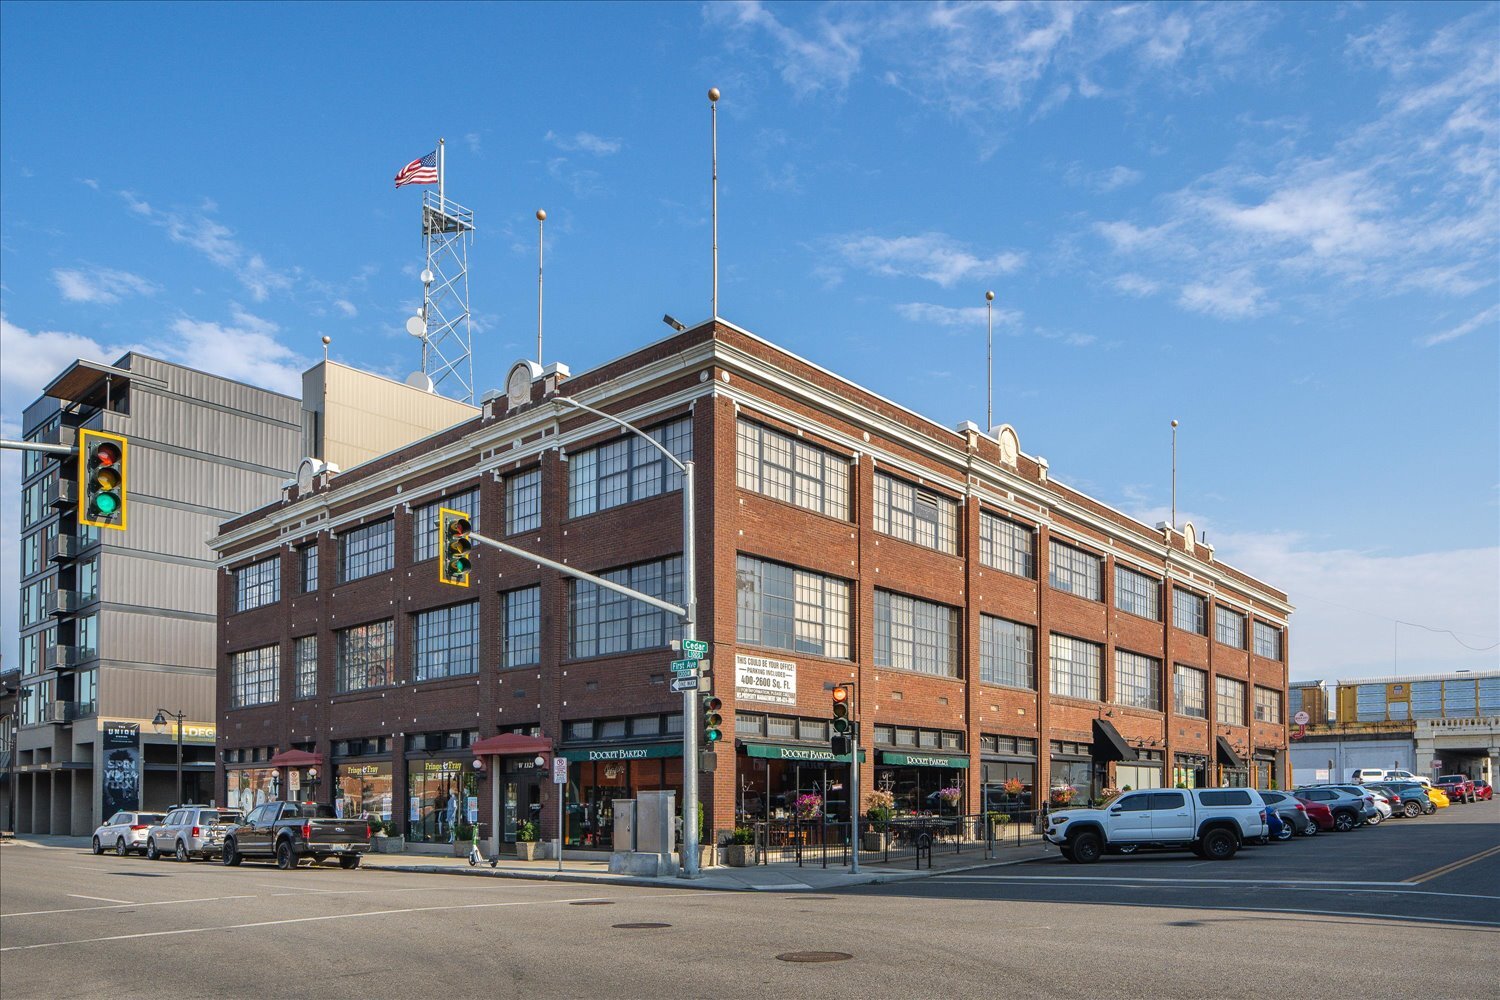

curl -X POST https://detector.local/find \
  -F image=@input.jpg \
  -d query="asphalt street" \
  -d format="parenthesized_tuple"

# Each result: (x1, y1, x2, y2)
(1, 799, 1495, 1000)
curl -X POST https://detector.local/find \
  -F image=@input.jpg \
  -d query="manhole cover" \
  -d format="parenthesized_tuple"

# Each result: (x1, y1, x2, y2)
(613, 922, 671, 929)
(776, 952, 853, 964)
(570, 900, 614, 906)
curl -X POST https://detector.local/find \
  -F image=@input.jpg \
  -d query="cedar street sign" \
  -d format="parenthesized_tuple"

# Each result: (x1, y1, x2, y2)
(682, 639, 709, 659)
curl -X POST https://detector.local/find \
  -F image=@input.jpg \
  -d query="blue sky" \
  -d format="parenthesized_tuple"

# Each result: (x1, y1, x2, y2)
(2, 1, 1496, 682)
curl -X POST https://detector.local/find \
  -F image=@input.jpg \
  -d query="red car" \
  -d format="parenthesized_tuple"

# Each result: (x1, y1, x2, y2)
(1473, 779, 1493, 802)
(1436, 775, 1477, 804)
(1299, 798, 1336, 831)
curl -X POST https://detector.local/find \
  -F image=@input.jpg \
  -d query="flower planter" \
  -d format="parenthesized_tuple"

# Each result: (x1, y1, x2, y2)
(372, 835, 404, 854)
(515, 841, 542, 861)
(862, 831, 888, 852)
(723, 844, 758, 867)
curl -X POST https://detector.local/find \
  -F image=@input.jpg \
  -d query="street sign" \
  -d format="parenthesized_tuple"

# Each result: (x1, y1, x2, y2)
(671, 675, 700, 693)
(682, 639, 709, 659)
(1431, 758, 1443, 768)
(670, 658, 698, 674)
(288, 771, 301, 792)
(552, 757, 568, 784)
(1292, 710, 1310, 726)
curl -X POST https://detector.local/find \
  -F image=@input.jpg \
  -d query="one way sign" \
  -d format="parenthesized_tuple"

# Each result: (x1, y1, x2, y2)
(670, 675, 699, 693)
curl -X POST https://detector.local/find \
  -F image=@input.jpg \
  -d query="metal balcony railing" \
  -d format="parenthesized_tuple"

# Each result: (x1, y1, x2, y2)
(45, 589, 82, 618)
(44, 477, 78, 509)
(45, 533, 80, 563)
(41, 700, 95, 725)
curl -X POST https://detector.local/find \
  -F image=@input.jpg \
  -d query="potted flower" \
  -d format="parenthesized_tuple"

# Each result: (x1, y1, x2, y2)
(515, 820, 542, 861)
(793, 793, 823, 821)
(1095, 786, 1122, 807)
(723, 827, 758, 867)
(863, 790, 894, 850)
(369, 818, 404, 853)
(1002, 777, 1025, 797)
(987, 811, 1012, 838)
(937, 786, 962, 811)
(1049, 785, 1076, 807)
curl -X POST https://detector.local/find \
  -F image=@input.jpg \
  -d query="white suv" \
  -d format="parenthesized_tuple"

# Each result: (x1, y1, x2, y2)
(1044, 787, 1268, 863)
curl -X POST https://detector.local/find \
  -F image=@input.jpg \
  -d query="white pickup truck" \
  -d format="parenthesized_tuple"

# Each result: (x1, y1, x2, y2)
(1044, 787, 1268, 863)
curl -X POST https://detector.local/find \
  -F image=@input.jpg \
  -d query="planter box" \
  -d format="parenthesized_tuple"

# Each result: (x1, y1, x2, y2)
(723, 844, 758, 867)
(862, 832, 888, 852)
(371, 835, 404, 854)
(515, 841, 543, 861)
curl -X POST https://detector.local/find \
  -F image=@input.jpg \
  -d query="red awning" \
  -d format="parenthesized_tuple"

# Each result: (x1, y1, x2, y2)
(470, 733, 553, 757)
(268, 749, 324, 767)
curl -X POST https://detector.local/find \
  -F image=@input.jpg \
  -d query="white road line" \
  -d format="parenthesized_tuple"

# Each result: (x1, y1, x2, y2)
(933, 878, 1500, 902)
(0, 891, 723, 952)
(1020, 898, 1500, 929)
(66, 895, 135, 905)
(940, 874, 1414, 886)
(251, 882, 334, 892)
(1, 895, 257, 919)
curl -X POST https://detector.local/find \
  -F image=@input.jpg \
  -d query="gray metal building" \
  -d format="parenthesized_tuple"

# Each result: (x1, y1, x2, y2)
(13, 355, 302, 834)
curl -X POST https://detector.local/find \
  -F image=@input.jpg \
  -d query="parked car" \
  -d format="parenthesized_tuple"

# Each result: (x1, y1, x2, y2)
(1368, 783, 1433, 818)
(1293, 788, 1368, 831)
(1258, 790, 1316, 836)
(145, 806, 243, 862)
(91, 811, 167, 856)
(1044, 787, 1267, 863)
(1380, 769, 1429, 786)
(1262, 808, 1292, 841)
(1473, 779, 1493, 802)
(1299, 798, 1336, 832)
(1435, 775, 1476, 804)
(1426, 786, 1451, 809)
(221, 801, 371, 870)
(1348, 768, 1388, 784)
(1326, 784, 1390, 822)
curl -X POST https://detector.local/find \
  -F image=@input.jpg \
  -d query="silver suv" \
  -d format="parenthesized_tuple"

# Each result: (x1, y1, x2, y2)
(146, 806, 243, 862)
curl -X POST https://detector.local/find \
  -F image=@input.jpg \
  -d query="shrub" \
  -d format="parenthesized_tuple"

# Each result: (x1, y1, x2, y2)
(731, 826, 756, 845)
(517, 820, 538, 843)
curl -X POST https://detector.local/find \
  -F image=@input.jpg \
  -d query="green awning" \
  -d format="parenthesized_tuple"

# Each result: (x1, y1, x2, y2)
(878, 751, 970, 769)
(744, 743, 866, 764)
(559, 744, 682, 763)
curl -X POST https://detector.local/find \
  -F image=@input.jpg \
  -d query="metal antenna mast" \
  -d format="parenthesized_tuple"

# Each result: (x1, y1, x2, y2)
(412, 138, 476, 402)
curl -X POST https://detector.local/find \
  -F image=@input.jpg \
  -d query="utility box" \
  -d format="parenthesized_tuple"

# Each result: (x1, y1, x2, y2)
(612, 799, 637, 852)
(636, 790, 676, 854)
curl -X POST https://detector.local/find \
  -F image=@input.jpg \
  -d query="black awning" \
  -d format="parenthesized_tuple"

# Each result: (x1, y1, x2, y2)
(1091, 719, 1138, 762)
(1216, 735, 1245, 769)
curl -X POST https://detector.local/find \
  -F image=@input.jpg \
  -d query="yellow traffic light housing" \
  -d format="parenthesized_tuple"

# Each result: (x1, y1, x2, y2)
(438, 507, 472, 587)
(79, 429, 128, 531)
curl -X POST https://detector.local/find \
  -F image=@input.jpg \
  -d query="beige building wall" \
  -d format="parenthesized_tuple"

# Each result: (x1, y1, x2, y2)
(301, 362, 479, 471)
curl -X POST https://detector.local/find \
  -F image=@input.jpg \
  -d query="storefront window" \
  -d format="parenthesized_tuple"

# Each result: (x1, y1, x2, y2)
(980, 761, 1035, 812)
(336, 762, 393, 822)
(227, 768, 281, 814)
(1253, 756, 1276, 789)
(873, 761, 966, 816)
(1048, 758, 1099, 807)
(1173, 755, 1208, 788)
(406, 759, 477, 843)
(1114, 764, 1164, 791)
(562, 752, 684, 849)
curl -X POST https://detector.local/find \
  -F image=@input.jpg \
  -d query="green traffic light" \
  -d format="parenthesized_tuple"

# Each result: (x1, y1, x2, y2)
(94, 492, 120, 515)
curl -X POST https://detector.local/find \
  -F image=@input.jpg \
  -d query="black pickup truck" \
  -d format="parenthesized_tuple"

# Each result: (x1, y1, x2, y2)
(221, 801, 371, 870)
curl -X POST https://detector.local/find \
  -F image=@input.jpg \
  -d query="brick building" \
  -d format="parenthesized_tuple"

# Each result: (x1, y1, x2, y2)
(210, 319, 1291, 854)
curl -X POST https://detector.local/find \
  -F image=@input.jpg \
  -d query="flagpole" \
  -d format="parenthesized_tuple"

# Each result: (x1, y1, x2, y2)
(537, 209, 546, 366)
(709, 87, 720, 319)
(438, 138, 445, 205)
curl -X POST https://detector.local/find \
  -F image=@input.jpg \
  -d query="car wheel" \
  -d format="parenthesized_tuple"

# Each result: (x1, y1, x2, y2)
(1274, 819, 1293, 841)
(1404, 801, 1421, 818)
(176, 840, 190, 863)
(1368, 812, 1382, 826)
(1070, 831, 1103, 864)
(1334, 810, 1356, 832)
(115, 837, 129, 857)
(1203, 828, 1238, 860)
(1300, 821, 1318, 837)
(339, 855, 361, 870)
(275, 841, 296, 871)
(91, 837, 103, 855)
(222, 841, 243, 866)
(146, 839, 160, 861)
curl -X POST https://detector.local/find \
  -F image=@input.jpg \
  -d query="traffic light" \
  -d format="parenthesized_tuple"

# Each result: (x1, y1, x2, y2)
(437, 507, 472, 586)
(79, 429, 128, 531)
(831, 684, 853, 756)
(703, 696, 723, 745)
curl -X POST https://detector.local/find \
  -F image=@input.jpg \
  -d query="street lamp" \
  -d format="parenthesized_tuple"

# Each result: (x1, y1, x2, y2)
(153, 708, 186, 806)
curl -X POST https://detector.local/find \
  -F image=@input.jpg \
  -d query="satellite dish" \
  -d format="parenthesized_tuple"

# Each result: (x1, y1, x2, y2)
(405, 371, 434, 392)
(405, 315, 426, 338)
(420, 269, 435, 285)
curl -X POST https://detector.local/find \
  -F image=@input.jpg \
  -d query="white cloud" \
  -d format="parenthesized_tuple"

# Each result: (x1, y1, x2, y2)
(1419, 304, 1500, 347)
(166, 309, 308, 396)
(464, 132, 483, 155)
(52, 266, 158, 304)
(705, 0, 862, 98)
(1178, 271, 1269, 319)
(120, 192, 293, 301)
(0, 315, 136, 409)
(543, 130, 622, 156)
(895, 301, 1023, 328)
(334, 299, 358, 318)
(1066, 163, 1144, 193)
(1111, 273, 1161, 297)
(832, 232, 1024, 288)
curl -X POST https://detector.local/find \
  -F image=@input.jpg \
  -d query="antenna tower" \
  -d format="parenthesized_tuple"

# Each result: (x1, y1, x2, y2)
(410, 141, 475, 402)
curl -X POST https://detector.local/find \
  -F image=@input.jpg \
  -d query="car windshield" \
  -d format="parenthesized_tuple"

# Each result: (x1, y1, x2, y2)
(1438, 776, 1464, 783)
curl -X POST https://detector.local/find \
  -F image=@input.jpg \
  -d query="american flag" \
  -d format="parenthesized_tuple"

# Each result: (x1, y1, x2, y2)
(394, 151, 438, 188)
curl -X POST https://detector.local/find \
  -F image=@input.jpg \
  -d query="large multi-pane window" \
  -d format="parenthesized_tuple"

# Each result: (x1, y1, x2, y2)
(874, 590, 959, 678)
(1215, 606, 1246, 649)
(980, 615, 1035, 689)
(734, 419, 849, 519)
(20, 633, 41, 677)
(339, 520, 394, 583)
(294, 636, 318, 700)
(1174, 664, 1208, 718)
(1253, 621, 1283, 660)
(22, 479, 46, 528)
(77, 557, 99, 604)
(336, 619, 395, 692)
(1173, 589, 1207, 635)
(1216, 676, 1247, 726)
(735, 555, 851, 660)
(414, 602, 480, 681)
(1114, 566, 1160, 621)
(1049, 634, 1102, 700)
(568, 417, 692, 518)
(298, 544, 319, 593)
(1115, 650, 1162, 710)
(873, 473, 959, 555)
(1048, 540, 1101, 601)
(1254, 685, 1283, 723)
(501, 586, 541, 668)
(22, 529, 43, 578)
(569, 557, 684, 658)
(230, 645, 280, 708)
(506, 469, 542, 534)
(413, 488, 481, 562)
(75, 616, 96, 659)
(77, 667, 97, 715)
(234, 557, 280, 613)
(979, 512, 1035, 578)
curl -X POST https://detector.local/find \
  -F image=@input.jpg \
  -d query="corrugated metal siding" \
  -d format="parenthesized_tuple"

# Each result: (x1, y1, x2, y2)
(321, 364, 478, 470)
(99, 663, 214, 723)
(1479, 677, 1500, 715)
(1355, 683, 1386, 722)
(132, 447, 289, 516)
(1411, 680, 1444, 719)
(133, 356, 300, 419)
(1444, 679, 1477, 715)
(100, 607, 215, 670)
(102, 552, 216, 616)
(110, 505, 224, 562)
(133, 391, 300, 471)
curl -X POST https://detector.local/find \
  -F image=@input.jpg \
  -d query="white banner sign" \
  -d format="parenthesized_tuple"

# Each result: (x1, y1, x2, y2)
(735, 653, 797, 706)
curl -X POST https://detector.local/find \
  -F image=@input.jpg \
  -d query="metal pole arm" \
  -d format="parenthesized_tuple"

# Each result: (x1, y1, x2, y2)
(552, 397, 685, 472)
(0, 440, 76, 456)
(466, 530, 688, 621)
